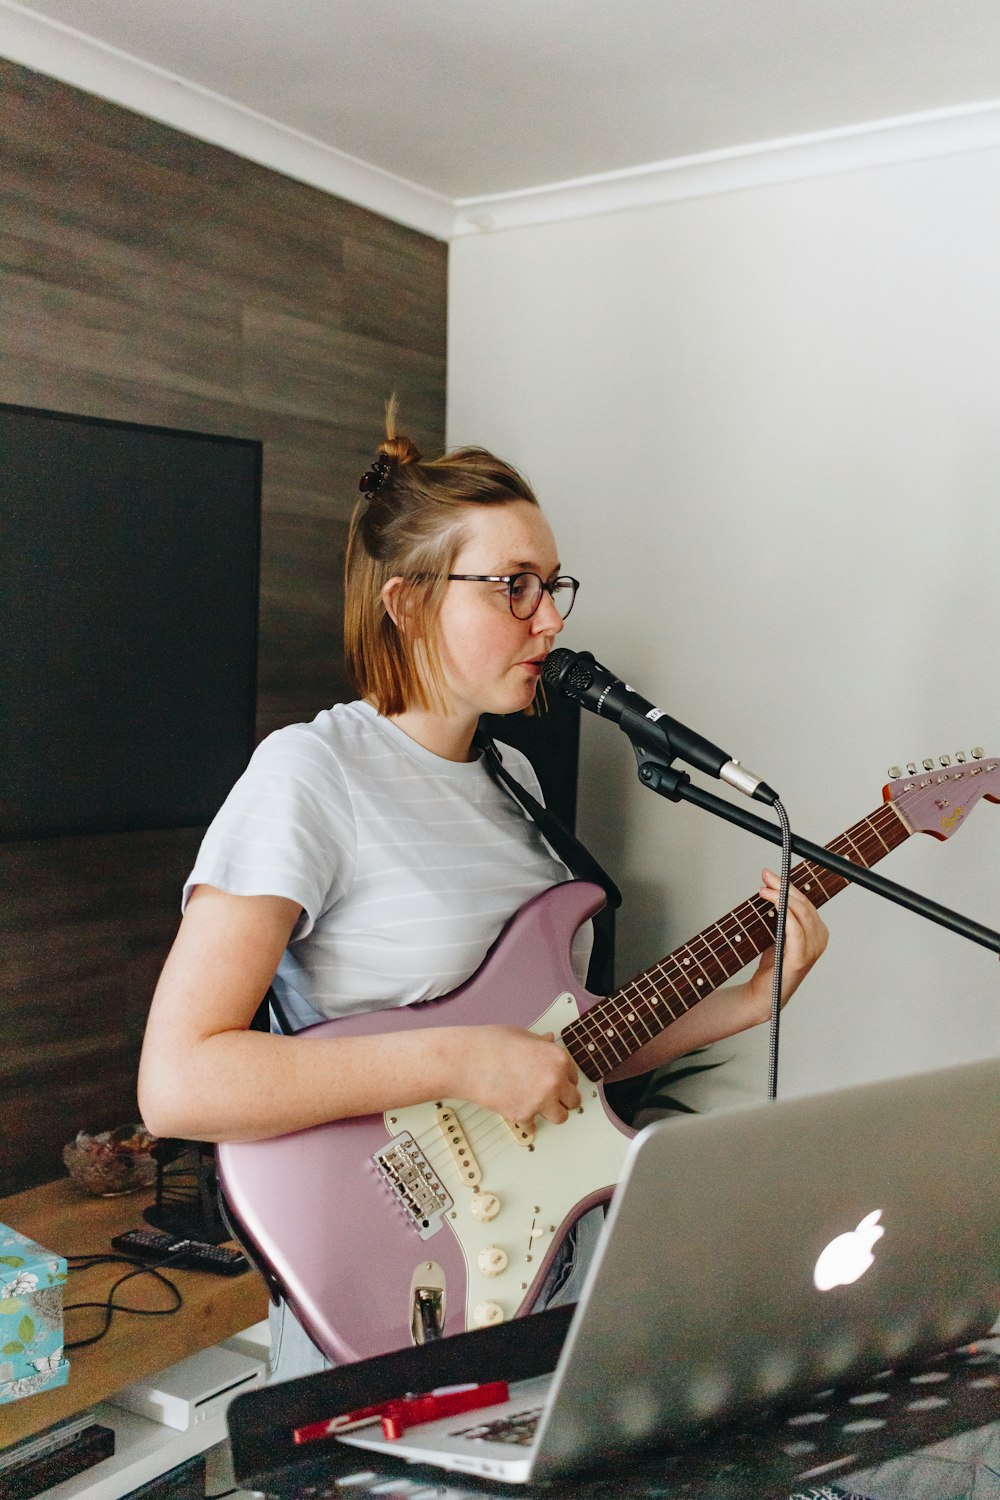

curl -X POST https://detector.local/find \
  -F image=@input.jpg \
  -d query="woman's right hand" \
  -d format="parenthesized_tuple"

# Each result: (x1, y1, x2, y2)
(448, 1025, 582, 1125)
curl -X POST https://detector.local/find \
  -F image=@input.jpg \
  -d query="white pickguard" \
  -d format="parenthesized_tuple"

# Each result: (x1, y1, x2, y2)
(384, 992, 632, 1329)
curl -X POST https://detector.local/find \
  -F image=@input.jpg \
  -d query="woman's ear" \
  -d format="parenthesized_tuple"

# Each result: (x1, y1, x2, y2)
(381, 576, 405, 630)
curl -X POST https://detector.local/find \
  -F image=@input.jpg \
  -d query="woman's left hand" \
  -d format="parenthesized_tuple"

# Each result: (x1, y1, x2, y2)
(604, 867, 830, 1081)
(745, 867, 829, 1018)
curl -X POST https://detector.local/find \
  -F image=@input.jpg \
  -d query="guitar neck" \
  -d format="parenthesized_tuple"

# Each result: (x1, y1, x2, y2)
(564, 800, 911, 1081)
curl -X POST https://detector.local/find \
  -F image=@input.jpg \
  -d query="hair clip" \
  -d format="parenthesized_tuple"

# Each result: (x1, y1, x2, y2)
(358, 453, 393, 495)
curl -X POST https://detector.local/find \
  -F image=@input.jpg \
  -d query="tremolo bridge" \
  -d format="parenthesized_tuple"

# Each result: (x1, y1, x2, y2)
(373, 1132, 454, 1238)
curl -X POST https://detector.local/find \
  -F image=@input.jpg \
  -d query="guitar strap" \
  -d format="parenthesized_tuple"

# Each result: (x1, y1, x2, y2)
(474, 729, 621, 907)
(256, 728, 624, 1034)
(474, 727, 621, 995)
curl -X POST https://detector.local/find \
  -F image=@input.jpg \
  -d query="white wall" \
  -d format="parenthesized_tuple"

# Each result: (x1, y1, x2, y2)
(448, 145, 1000, 1106)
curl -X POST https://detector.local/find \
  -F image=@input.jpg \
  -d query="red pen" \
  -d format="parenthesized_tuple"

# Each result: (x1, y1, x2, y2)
(292, 1381, 510, 1444)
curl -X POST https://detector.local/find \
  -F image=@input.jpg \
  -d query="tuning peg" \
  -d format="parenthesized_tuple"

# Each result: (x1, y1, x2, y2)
(972, 746, 984, 759)
(939, 755, 952, 767)
(922, 758, 935, 771)
(906, 762, 917, 775)
(888, 766, 902, 780)
(956, 751, 967, 763)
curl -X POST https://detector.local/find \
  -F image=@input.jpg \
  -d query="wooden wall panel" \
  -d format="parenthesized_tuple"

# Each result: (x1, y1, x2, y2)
(0, 58, 447, 1193)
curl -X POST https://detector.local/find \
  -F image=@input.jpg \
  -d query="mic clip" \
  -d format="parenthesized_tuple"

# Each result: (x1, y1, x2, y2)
(634, 749, 691, 802)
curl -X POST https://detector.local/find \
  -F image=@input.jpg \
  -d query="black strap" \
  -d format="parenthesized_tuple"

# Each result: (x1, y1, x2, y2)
(474, 729, 621, 910)
(252, 731, 622, 1034)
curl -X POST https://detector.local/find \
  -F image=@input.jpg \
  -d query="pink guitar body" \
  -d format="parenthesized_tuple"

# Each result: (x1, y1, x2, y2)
(217, 880, 632, 1364)
(217, 750, 998, 1365)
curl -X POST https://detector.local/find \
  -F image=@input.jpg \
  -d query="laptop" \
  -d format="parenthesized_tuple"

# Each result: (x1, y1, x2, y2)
(328, 1056, 1000, 1483)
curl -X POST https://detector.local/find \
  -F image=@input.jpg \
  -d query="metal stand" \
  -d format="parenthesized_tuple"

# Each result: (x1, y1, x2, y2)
(631, 749, 1000, 954)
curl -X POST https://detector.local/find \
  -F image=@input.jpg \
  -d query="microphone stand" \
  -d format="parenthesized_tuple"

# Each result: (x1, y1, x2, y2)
(629, 748, 1000, 956)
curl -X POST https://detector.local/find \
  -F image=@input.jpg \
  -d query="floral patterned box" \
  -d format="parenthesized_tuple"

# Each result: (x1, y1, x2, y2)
(0, 1222, 69, 1404)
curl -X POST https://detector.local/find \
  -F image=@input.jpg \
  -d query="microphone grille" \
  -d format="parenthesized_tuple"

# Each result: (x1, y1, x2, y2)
(565, 660, 595, 691)
(542, 648, 593, 694)
(541, 648, 572, 686)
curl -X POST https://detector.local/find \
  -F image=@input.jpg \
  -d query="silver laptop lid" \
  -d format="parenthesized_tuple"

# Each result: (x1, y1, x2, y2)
(531, 1056, 999, 1475)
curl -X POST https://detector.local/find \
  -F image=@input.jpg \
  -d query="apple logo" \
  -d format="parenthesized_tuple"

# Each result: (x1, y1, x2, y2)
(813, 1209, 885, 1291)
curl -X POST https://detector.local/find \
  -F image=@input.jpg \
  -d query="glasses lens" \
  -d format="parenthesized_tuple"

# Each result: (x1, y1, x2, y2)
(550, 577, 578, 619)
(508, 573, 543, 619)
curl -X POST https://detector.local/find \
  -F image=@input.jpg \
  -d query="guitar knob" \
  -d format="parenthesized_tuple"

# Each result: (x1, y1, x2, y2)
(473, 1300, 505, 1327)
(477, 1245, 509, 1276)
(470, 1192, 501, 1222)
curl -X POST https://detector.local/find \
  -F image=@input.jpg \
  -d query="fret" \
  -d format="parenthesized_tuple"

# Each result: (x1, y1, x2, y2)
(619, 974, 676, 1023)
(737, 898, 780, 955)
(566, 1026, 620, 1080)
(640, 960, 691, 1013)
(676, 940, 719, 992)
(616, 982, 659, 1038)
(562, 797, 915, 1082)
(838, 828, 867, 865)
(626, 972, 680, 1020)
(793, 862, 828, 903)
(660, 958, 702, 1009)
(616, 1003, 651, 1050)
(727, 903, 760, 954)
(594, 1019, 630, 1062)
(694, 932, 747, 981)
(632, 1000, 659, 1040)
(717, 915, 746, 964)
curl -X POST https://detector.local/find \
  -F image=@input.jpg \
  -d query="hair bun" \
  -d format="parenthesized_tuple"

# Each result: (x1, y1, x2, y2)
(358, 410, 423, 494)
(380, 434, 422, 467)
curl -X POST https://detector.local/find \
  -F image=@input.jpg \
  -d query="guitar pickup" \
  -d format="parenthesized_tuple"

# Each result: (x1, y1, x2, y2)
(503, 1117, 536, 1148)
(435, 1103, 482, 1186)
(373, 1131, 454, 1239)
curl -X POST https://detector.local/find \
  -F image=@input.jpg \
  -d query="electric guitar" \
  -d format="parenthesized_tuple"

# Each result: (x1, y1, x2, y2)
(217, 751, 998, 1363)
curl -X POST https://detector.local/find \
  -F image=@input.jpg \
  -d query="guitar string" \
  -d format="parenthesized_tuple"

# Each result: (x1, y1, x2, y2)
(389, 796, 933, 1174)
(565, 803, 909, 1072)
(400, 1102, 515, 1177)
(377, 769, 994, 1218)
(400, 803, 911, 1171)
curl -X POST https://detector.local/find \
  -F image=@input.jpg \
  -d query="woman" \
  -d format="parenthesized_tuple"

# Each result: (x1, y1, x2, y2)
(138, 411, 828, 1377)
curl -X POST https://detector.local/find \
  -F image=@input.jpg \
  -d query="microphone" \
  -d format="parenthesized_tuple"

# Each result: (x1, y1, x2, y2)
(542, 647, 779, 805)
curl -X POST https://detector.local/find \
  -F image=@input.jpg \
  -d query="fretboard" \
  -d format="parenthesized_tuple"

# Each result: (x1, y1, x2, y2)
(563, 801, 911, 1081)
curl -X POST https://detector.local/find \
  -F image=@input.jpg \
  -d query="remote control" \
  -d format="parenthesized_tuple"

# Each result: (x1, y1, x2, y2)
(111, 1226, 250, 1276)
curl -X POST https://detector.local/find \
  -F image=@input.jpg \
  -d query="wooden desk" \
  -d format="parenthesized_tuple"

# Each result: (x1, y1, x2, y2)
(0, 1178, 269, 1448)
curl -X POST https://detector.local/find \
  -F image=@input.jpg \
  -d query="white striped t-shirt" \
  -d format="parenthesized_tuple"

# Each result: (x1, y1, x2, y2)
(184, 700, 591, 1030)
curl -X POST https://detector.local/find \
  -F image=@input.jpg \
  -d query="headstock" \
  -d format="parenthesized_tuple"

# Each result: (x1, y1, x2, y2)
(884, 749, 1000, 840)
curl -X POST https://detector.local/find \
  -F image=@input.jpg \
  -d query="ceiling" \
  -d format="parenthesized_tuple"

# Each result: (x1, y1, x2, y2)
(4, 0, 1000, 231)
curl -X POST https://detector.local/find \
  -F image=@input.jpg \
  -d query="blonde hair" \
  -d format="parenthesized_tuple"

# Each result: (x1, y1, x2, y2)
(345, 401, 539, 716)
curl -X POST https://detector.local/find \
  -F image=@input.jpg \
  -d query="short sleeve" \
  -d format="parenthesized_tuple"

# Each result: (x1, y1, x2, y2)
(183, 725, 357, 938)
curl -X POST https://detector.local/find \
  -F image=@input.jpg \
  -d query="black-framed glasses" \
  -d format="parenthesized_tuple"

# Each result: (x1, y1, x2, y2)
(446, 572, 579, 620)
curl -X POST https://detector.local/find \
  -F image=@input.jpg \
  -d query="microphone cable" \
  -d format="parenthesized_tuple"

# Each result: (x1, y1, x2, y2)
(766, 797, 794, 1100)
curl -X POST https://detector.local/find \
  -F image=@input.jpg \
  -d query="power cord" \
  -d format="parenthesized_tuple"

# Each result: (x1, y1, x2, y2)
(62, 1252, 186, 1350)
(64, 1251, 248, 1499)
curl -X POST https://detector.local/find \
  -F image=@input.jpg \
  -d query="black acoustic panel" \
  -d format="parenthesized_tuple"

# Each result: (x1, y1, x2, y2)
(0, 403, 261, 840)
(480, 693, 580, 831)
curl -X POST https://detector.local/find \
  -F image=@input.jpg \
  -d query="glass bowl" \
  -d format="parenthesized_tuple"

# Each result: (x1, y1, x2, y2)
(62, 1125, 158, 1196)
